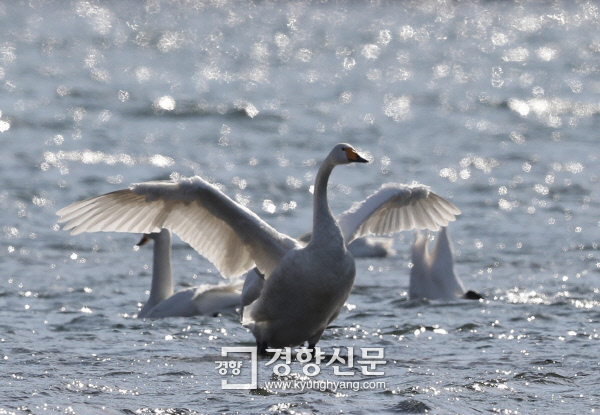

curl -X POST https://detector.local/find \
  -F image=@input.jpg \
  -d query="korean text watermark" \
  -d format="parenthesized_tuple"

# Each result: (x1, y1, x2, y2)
(218, 347, 257, 390)
(214, 346, 387, 390)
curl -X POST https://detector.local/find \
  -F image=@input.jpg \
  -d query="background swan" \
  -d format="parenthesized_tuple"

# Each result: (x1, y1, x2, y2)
(347, 236, 395, 258)
(137, 229, 242, 318)
(409, 226, 483, 301)
(57, 144, 460, 351)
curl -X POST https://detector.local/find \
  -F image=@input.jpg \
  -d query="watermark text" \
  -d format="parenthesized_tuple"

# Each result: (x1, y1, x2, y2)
(215, 346, 387, 390)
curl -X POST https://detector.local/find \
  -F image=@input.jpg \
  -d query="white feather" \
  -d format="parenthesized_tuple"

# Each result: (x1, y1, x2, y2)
(337, 182, 460, 244)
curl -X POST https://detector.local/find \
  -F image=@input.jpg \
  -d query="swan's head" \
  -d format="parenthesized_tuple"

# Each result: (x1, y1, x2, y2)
(329, 143, 369, 165)
(136, 228, 171, 246)
(136, 233, 153, 246)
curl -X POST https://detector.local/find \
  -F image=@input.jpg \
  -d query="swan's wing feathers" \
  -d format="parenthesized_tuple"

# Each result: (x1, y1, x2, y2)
(57, 189, 156, 234)
(338, 183, 461, 243)
(57, 177, 295, 278)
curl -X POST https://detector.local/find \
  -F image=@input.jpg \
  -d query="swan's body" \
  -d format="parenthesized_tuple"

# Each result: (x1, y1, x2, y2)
(347, 236, 394, 258)
(241, 181, 461, 313)
(141, 281, 243, 318)
(137, 229, 242, 318)
(240, 145, 368, 350)
(57, 143, 461, 350)
(409, 227, 482, 301)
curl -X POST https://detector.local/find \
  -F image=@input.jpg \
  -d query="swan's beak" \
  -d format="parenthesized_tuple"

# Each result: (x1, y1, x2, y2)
(137, 234, 151, 246)
(345, 148, 369, 163)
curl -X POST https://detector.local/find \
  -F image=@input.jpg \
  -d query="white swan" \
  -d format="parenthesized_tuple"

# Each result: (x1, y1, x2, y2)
(240, 181, 462, 314)
(347, 236, 395, 258)
(56, 143, 460, 351)
(136, 228, 242, 318)
(409, 226, 482, 301)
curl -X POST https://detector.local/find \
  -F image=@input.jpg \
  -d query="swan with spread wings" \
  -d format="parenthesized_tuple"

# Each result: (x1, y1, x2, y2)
(57, 143, 460, 351)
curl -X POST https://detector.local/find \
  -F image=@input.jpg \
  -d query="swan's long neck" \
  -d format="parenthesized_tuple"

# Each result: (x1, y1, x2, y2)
(148, 229, 174, 305)
(310, 158, 342, 246)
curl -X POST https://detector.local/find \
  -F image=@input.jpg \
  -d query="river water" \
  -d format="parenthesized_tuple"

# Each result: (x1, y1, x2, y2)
(1, 1, 599, 413)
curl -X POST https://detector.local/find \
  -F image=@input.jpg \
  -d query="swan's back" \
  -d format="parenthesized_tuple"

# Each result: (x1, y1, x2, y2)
(143, 282, 243, 318)
(192, 281, 243, 316)
(143, 288, 198, 318)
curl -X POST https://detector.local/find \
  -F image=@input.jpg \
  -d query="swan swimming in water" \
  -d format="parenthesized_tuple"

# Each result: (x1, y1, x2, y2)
(241, 181, 463, 313)
(136, 228, 242, 318)
(409, 226, 482, 301)
(346, 236, 395, 258)
(57, 143, 460, 351)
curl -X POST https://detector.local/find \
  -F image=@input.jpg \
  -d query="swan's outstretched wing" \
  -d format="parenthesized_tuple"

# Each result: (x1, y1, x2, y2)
(337, 182, 461, 244)
(56, 176, 298, 278)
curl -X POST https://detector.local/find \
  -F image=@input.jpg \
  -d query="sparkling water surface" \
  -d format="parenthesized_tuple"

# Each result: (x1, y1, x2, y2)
(1, 1, 599, 413)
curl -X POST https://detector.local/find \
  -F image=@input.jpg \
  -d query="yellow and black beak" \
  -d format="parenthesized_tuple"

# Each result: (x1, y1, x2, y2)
(136, 234, 151, 246)
(344, 147, 369, 163)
